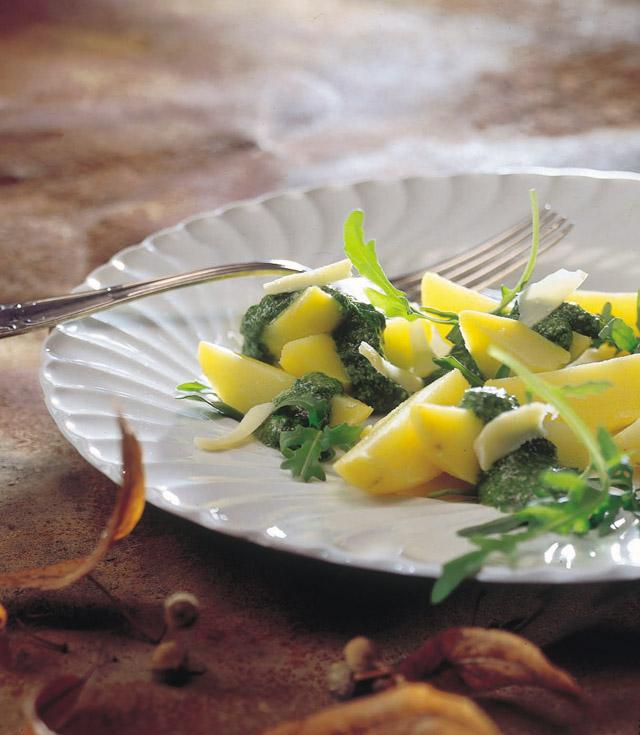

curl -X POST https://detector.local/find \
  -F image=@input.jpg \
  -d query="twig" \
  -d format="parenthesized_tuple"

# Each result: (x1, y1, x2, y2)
(86, 574, 164, 644)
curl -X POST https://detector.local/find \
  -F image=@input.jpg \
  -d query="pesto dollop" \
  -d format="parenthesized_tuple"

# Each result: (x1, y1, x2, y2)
(459, 386, 520, 424)
(511, 301, 602, 351)
(328, 288, 408, 413)
(254, 372, 344, 448)
(476, 437, 563, 512)
(240, 291, 298, 362)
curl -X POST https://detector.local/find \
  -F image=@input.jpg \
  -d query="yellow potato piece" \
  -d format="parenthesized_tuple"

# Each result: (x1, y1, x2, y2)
(421, 272, 498, 338)
(571, 289, 639, 334)
(199, 341, 295, 414)
(544, 419, 590, 470)
(411, 404, 483, 483)
(263, 286, 343, 359)
(280, 333, 350, 388)
(568, 332, 592, 362)
(382, 318, 438, 377)
(333, 369, 470, 495)
(487, 352, 640, 434)
(330, 394, 373, 426)
(458, 310, 571, 378)
(382, 317, 416, 369)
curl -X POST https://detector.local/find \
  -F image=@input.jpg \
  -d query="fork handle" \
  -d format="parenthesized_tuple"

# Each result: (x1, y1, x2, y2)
(0, 261, 303, 339)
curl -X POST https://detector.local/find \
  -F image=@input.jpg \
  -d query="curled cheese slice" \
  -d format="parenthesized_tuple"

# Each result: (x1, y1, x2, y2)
(518, 268, 588, 327)
(263, 259, 353, 294)
(474, 402, 555, 471)
(358, 342, 424, 395)
(195, 402, 274, 451)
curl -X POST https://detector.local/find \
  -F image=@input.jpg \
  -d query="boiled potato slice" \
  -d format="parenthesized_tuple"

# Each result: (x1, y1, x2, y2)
(199, 341, 295, 414)
(568, 332, 592, 362)
(382, 318, 438, 377)
(263, 286, 343, 359)
(458, 310, 571, 378)
(382, 317, 417, 369)
(543, 419, 590, 470)
(280, 333, 350, 388)
(331, 394, 373, 426)
(333, 369, 470, 494)
(568, 343, 619, 367)
(411, 404, 483, 483)
(487, 352, 640, 434)
(421, 272, 498, 339)
(570, 290, 639, 334)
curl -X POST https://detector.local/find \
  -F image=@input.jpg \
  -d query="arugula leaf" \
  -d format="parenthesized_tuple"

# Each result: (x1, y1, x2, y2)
(279, 423, 362, 482)
(177, 381, 212, 392)
(343, 210, 457, 324)
(598, 316, 639, 353)
(492, 190, 541, 315)
(176, 381, 243, 420)
(280, 426, 328, 481)
(322, 422, 363, 452)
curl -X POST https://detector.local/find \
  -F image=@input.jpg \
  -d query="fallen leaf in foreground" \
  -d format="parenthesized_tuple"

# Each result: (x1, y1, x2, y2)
(397, 626, 588, 709)
(0, 415, 145, 592)
(262, 682, 501, 735)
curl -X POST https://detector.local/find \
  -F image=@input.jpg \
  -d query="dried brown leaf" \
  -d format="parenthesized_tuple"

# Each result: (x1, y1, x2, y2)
(0, 417, 145, 592)
(397, 627, 589, 710)
(0, 602, 10, 668)
(23, 673, 90, 735)
(263, 682, 501, 735)
(112, 415, 146, 541)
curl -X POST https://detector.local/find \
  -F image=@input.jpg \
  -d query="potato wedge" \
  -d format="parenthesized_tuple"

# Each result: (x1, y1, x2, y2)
(334, 370, 470, 494)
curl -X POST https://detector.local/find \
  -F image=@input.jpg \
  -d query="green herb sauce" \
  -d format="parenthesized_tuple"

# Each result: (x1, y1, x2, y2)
(477, 437, 563, 512)
(254, 372, 343, 448)
(459, 386, 520, 424)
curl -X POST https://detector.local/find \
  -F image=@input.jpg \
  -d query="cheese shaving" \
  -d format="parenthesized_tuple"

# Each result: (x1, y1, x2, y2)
(195, 402, 275, 451)
(518, 268, 588, 327)
(263, 259, 353, 294)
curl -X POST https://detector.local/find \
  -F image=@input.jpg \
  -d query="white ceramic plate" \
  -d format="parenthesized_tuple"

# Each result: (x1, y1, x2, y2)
(40, 170, 640, 583)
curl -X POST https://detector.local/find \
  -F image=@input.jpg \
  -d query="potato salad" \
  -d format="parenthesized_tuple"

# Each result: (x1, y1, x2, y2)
(180, 201, 640, 600)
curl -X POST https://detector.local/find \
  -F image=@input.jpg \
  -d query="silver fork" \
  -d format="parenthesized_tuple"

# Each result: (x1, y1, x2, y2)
(0, 209, 572, 339)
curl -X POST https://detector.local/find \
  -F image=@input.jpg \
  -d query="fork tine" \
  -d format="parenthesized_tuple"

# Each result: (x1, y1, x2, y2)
(456, 219, 573, 291)
(436, 209, 561, 282)
(431, 207, 558, 279)
(393, 208, 571, 299)
(444, 215, 566, 284)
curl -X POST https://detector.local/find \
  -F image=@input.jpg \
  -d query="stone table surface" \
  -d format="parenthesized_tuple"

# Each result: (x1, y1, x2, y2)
(1, 1, 639, 733)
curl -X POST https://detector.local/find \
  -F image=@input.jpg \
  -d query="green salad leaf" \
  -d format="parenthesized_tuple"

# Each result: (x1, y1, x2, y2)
(343, 210, 458, 325)
(280, 423, 362, 482)
(176, 381, 243, 420)
(492, 189, 541, 315)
